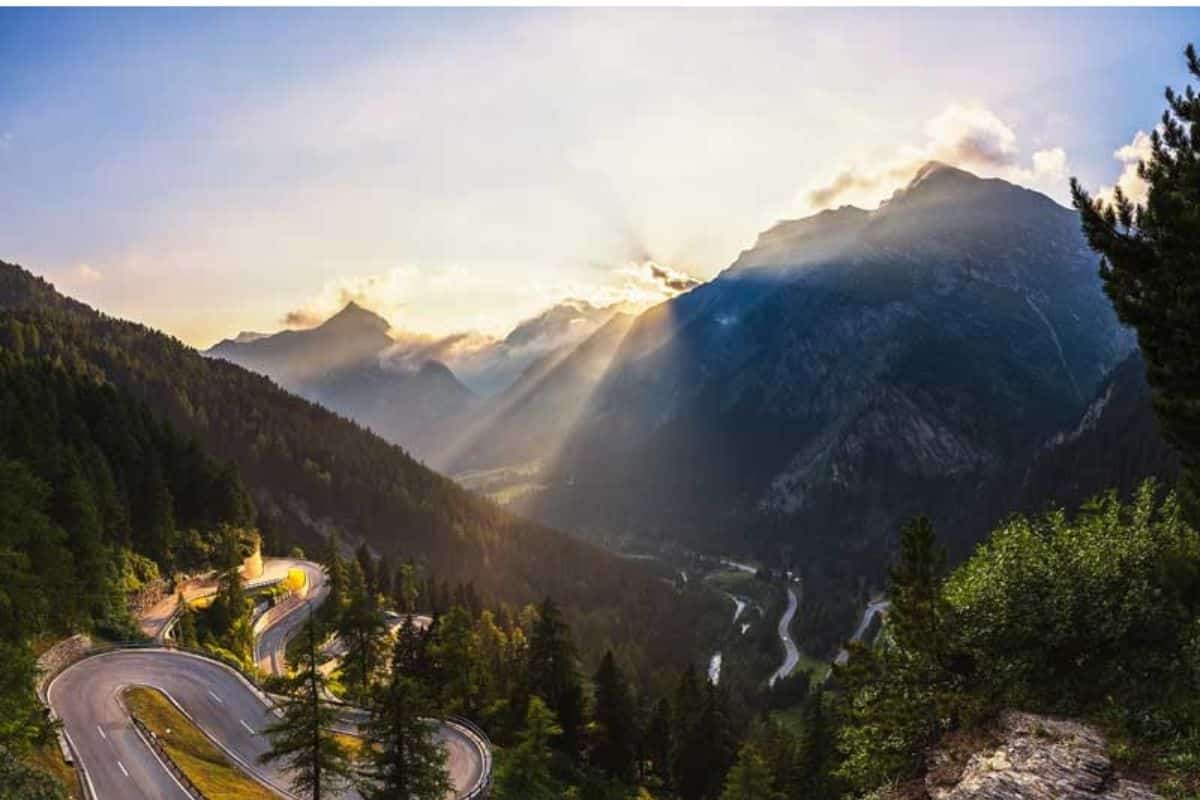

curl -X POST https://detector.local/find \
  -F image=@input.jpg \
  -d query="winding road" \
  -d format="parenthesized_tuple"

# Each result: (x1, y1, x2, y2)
(834, 598, 890, 666)
(768, 587, 800, 687)
(47, 559, 489, 800)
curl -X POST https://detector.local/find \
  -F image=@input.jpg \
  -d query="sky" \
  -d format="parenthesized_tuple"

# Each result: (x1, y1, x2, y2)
(1, 7, 1198, 347)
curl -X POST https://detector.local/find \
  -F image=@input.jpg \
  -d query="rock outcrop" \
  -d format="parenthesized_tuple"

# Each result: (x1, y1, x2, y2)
(926, 712, 1161, 800)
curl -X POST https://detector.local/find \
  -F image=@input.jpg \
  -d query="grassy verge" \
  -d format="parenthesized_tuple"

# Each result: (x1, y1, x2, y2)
(122, 686, 278, 800)
(24, 738, 81, 799)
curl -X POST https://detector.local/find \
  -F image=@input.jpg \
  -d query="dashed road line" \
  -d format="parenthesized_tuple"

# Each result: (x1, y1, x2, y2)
(240, 719, 255, 734)
(117, 760, 129, 777)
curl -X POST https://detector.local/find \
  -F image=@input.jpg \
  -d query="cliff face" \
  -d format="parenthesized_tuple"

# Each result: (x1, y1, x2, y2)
(924, 712, 1161, 800)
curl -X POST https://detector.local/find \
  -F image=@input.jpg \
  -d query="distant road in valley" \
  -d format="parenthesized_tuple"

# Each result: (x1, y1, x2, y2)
(768, 587, 800, 687)
(834, 598, 890, 666)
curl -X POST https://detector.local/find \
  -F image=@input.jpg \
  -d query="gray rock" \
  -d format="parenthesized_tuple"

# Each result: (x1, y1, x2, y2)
(927, 712, 1161, 800)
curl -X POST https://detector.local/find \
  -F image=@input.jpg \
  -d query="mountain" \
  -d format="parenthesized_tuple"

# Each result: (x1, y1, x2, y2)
(210, 301, 394, 384)
(207, 298, 623, 462)
(520, 163, 1137, 572)
(0, 260, 725, 678)
(384, 298, 623, 398)
(443, 312, 638, 483)
(208, 302, 478, 461)
(1017, 350, 1180, 513)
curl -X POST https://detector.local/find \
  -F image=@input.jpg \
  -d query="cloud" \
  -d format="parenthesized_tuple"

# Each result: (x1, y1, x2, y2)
(804, 103, 1070, 210)
(0, 132, 12, 153)
(281, 308, 324, 328)
(58, 263, 103, 284)
(648, 263, 702, 293)
(279, 265, 443, 330)
(1098, 130, 1154, 206)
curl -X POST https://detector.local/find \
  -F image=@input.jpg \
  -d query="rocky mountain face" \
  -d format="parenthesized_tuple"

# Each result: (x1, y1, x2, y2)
(1016, 350, 1179, 515)
(208, 302, 479, 461)
(520, 163, 1137, 569)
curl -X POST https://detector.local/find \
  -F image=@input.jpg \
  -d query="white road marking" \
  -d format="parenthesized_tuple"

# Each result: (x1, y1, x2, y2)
(96, 724, 106, 740)
(117, 760, 129, 777)
(240, 719, 255, 734)
(208, 690, 223, 704)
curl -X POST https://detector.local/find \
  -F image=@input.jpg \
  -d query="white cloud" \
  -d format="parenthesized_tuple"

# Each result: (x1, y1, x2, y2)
(1098, 130, 1154, 206)
(803, 103, 1071, 210)
(60, 263, 103, 284)
(280, 259, 699, 339)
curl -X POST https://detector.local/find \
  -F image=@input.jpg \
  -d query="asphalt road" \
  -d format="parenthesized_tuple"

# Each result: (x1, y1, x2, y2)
(768, 587, 800, 687)
(50, 559, 487, 800)
(253, 560, 329, 674)
(834, 598, 890, 666)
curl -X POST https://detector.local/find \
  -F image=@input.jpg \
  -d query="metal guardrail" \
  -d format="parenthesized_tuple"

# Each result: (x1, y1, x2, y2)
(129, 713, 209, 800)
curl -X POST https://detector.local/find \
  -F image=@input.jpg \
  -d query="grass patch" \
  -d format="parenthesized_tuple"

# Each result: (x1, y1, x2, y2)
(122, 686, 277, 800)
(24, 738, 80, 799)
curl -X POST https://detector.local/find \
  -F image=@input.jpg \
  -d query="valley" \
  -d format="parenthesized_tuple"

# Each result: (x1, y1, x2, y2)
(6, 11, 1200, 800)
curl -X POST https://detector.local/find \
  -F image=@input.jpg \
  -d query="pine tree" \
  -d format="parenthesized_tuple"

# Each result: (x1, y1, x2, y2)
(888, 516, 949, 658)
(494, 696, 562, 800)
(719, 742, 784, 800)
(394, 561, 419, 613)
(355, 541, 377, 597)
(260, 613, 352, 800)
(834, 518, 960, 792)
(321, 531, 350, 626)
(431, 605, 482, 717)
(339, 559, 387, 702)
(1071, 42, 1200, 517)
(391, 615, 426, 677)
(590, 650, 636, 784)
(643, 697, 672, 787)
(357, 666, 449, 800)
(526, 597, 584, 758)
(670, 665, 703, 794)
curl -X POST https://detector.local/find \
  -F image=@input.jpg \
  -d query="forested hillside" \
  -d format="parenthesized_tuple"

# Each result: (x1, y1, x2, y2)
(0, 347, 264, 795)
(0, 261, 725, 682)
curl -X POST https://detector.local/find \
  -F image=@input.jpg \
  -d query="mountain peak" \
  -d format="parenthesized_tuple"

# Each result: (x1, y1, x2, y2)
(322, 301, 391, 333)
(901, 160, 982, 194)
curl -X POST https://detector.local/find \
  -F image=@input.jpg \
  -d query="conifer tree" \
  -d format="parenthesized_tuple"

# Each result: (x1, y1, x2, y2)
(431, 605, 482, 717)
(355, 541, 377, 597)
(494, 696, 562, 800)
(642, 697, 673, 786)
(590, 650, 636, 783)
(1071, 42, 1200, 517)
(339, 559, 388, 702)
(357, 657, 449, 800)
(322, 531, 350, 626)
(527, 597, 584, 758)
(719, 742, 784, 800)
(260, 613, 352, 800)
(391, 615, 426, 677)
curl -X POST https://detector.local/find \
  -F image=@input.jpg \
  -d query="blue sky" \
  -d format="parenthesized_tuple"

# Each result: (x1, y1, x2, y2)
(2, 7, 1198, 346)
